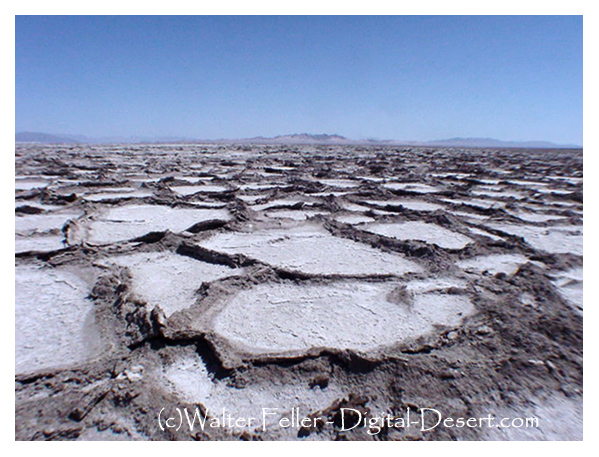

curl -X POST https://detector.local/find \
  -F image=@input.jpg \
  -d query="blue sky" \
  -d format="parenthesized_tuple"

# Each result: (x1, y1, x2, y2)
(15, 15, 583, 144)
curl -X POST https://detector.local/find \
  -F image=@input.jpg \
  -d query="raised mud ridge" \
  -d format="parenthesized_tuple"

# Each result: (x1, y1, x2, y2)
(15, 144, 582, 440)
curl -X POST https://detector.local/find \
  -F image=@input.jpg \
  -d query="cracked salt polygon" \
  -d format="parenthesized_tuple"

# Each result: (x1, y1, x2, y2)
(318, 178, 359, 188)
(187, 201, 227, 208)
(83, 189, 153, 201)
(104, 251, 238, 317)
(449, 210, 489, 221)
(170, 185, 229, 196)
(340, 202, 371, 212)
(405, 277, 467, 294)
(250, 199, 314, 212)
(383, 182, 440, 193)
(533, 188, 574, 195)
(476, 179, 501, 185)
(15, 179, 49, 191)
(265, 166, 296, 172)
(507, 180, 549, 189)
(363, 221, 473, 249)
(486, 223, 582, 256)
(466, 226, 504, 241)
(15, 265, 102, 374)
(198, 224, 422, 276)
(357, 176, 384, 182)
(212, 282, 474, 354)
(471, 189, 524, 199)
(363, 200, 443, 212)
(237, 194, 269, 203)
(163, 353, 346, 438)
(265, 210, 327, 221)
(441, 198, 505, 209)
(551, 268, 583, 314)
(87, 204, 231, 244)
(509, 211, 564, 223)
(127, 177, 160, 184)
(15, 234, 65, 253)
(546, 176, 582, 185)
(239, 183, 281, 191)
(430, 172, 471, 179)
(483, 395, 582, 440)
(457, 254, 529, 276)
(15, 212, 81, 235)
(83, 187, 135, 194)
(14, 201, 62, 211)
(465, 198, 506, 209)
(334, 214, 375, 225)
(310, 191, 349, 197)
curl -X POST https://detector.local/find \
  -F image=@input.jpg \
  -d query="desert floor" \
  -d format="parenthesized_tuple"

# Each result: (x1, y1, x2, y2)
(15, 144, 582, 440)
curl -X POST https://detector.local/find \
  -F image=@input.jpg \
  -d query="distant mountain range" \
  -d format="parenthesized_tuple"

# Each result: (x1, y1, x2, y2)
(237, 133, 350, 144)
(15, 131, 581, 149)
(416, 137, 582, 149)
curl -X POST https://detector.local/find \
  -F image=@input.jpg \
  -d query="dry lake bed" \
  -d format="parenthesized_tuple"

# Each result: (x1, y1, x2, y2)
(15, 143, 583, 440)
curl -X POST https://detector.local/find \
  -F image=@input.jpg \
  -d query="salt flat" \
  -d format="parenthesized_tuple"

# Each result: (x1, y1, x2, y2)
(15, 143, 583, 441)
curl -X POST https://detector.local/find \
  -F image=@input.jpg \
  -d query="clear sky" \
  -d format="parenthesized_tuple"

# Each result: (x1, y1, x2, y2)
(15, 15, 583, 144)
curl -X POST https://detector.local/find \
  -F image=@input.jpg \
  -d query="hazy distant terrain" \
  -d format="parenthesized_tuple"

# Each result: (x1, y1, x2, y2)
(15, 132, 581, 149)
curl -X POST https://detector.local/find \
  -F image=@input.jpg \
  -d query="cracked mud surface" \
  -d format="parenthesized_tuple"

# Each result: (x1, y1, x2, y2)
(15, 144, 582, 440)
